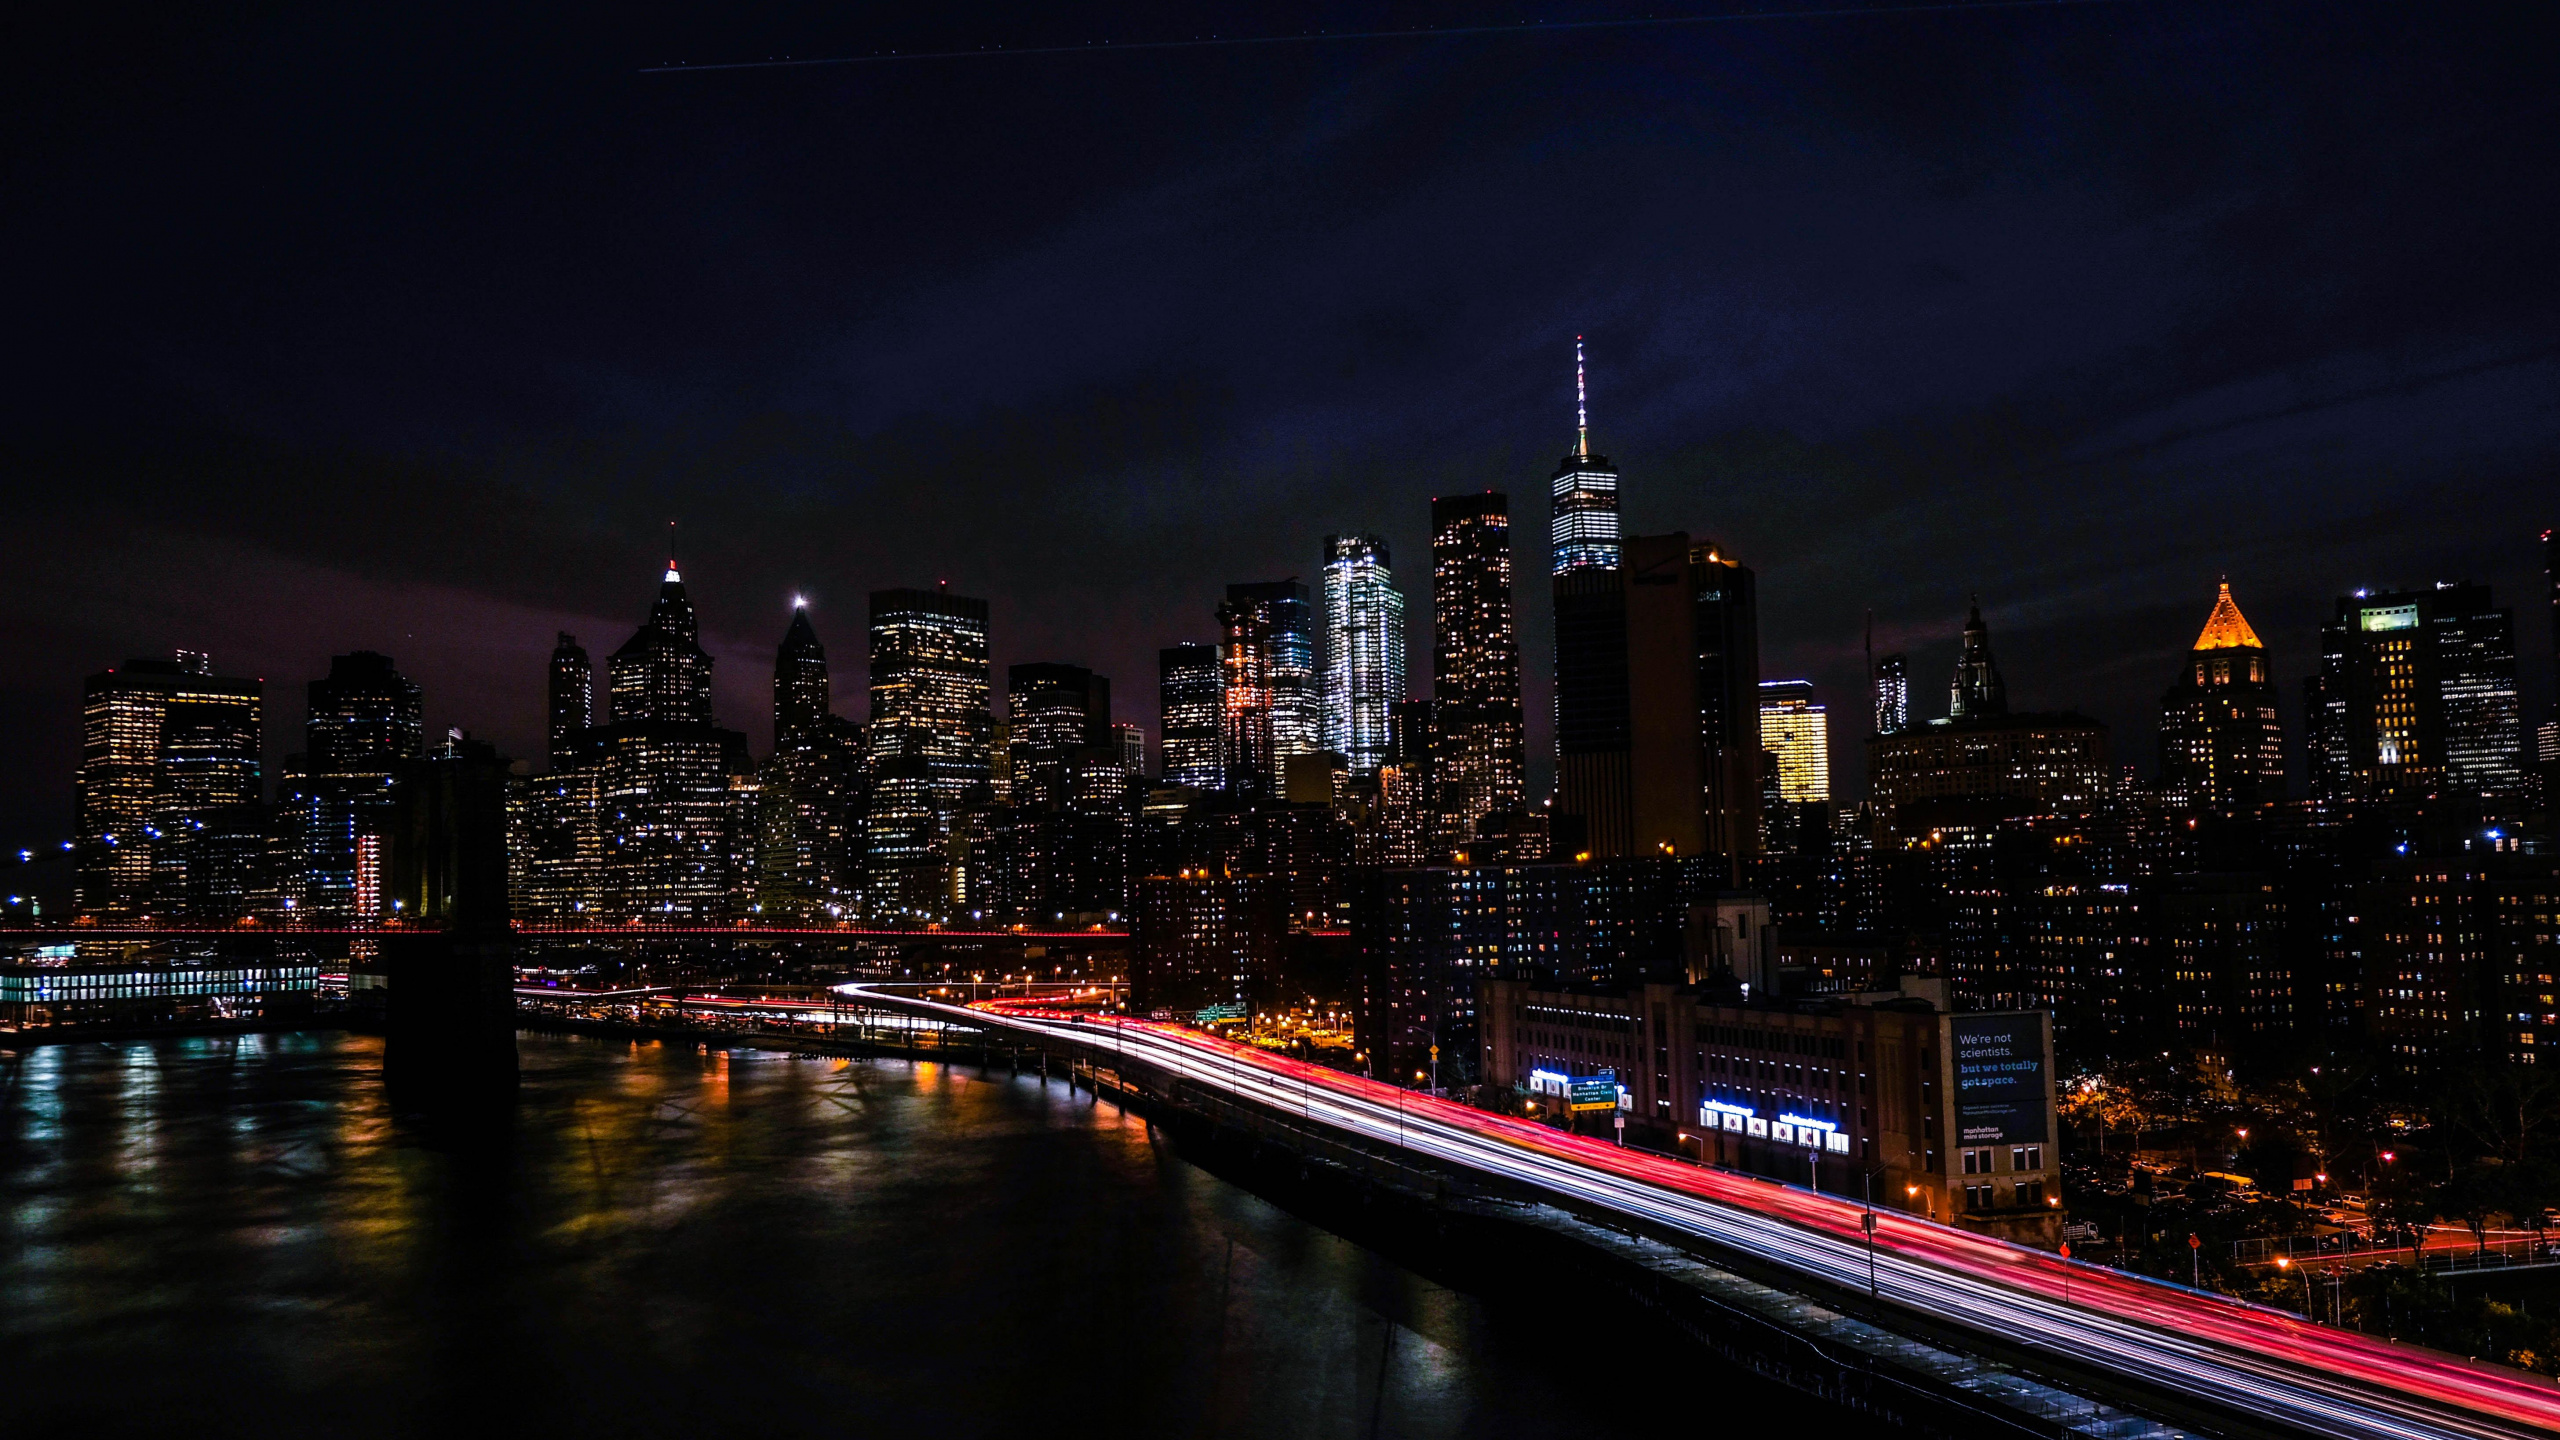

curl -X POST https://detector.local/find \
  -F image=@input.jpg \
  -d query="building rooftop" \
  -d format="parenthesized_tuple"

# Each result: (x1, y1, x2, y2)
(2193, 581, 2264, 651)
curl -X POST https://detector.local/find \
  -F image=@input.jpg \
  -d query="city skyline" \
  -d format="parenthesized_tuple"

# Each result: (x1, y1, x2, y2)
(5, 1, 2556, 863)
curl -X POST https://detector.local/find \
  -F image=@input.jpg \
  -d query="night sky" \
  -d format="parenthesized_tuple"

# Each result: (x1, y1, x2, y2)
(5, 1, 2555, 871)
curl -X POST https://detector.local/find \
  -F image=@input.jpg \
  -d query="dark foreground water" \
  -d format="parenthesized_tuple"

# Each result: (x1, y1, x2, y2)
(2, 1031, 1798, 1438)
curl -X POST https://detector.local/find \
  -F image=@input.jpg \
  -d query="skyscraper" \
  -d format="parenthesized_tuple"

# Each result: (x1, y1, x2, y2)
(1948, 599, 2008, 719)
(1228, 580, 1320, 781)
(547, 633, 591, 768)
(1549, 342, 1631, 856)
(865, 586, 992, 920)
(1622, 534, 1762, 862)
(1759, 680, 1830, 804)
(1159, 643, 1223, 789)
(1874, 653, 1910, 736)
(774, 600, 830, 755)
(1549, 337, 1621, 575)
(1006, 663, 1110, 809)
(74, 652, 263, 920)
(756, 601, 863, 919)
(294, 651, 423, 920)
(1319, 535, 1407, 775)
(1215, 595, 1276, 797)
(1866, 604, 2106, 834)
(2157, 583, 2284, 811)
(518, 562, 755, 921)
(2305, 583, 2525, 806)
(609, 562, 716, 724)
(1431, 492, 1524, 835)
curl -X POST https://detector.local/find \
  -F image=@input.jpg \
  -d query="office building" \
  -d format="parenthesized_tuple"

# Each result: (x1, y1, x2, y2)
(2304, 583, 2525, 806)
(1114, 722, 1146, 780)
(1867, 716, 2110, 833)
(1221, 580, 1319, 790)
(1549, 338, 1622, 576)
(756, 603, 864, 919)
(864, 586, 993, 921)
(1480, 979, 2060, 1242)
(1431, 492, 1525, 836)
(1319, 535, 1407, 775)
(1866, 604, 2107, 834)
(1553, 562, 1632, 856)
(774, 600, 830, 755)
(1874, 653, 1911, 736)
(1628, 534, 1763, 863)
(292, 651, 423, 921)
(609, 562, 716, 725)
(1759, 680, 1830, 804)
(548, 632, 591, 768)
(519, 563, 757, 921)
(1007, 663, 1111, 808)
(1158, 644, 1223, 790)
(1214, 594, 1277, 797)
(2157, 582, 2286, 812)
(74, 652, 263, 921)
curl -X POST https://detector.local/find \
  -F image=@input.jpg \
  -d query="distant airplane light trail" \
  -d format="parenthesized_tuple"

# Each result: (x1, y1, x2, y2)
(640, 0, 2132, 74)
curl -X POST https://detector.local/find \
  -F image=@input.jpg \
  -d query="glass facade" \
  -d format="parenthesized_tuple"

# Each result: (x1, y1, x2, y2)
(1431, 492, 1524, 834)
(1319, 535, 1406, 775)
(1158, 644, 1223, 789)
(74, 654, 263, 921)
(1758, 680, 1831, 803)
(865, 587, 992, 921)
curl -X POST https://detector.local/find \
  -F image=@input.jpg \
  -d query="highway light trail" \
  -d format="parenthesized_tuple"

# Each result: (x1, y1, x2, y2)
(842, 983, 2560, 1440)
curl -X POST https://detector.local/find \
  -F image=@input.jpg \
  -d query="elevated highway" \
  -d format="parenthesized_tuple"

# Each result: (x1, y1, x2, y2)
(839, 982, 2560, 1440)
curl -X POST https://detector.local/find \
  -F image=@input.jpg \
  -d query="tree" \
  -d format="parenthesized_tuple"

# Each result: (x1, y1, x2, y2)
(2368, 1167, 2442, 1262)
(2444, 1058, 2560, 1168)
(2445, 1163, 2503, 1256)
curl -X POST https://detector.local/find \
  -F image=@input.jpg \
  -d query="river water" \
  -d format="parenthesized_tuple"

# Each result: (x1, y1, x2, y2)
(2, 1030, 1800, 1438)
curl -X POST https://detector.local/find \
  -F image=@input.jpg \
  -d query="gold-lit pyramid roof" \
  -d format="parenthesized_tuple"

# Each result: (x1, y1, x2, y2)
(2193, 582, 2263, 651)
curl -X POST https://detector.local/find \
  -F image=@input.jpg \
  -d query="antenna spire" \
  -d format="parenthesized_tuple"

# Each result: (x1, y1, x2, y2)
(1574, 335, 1588, 460)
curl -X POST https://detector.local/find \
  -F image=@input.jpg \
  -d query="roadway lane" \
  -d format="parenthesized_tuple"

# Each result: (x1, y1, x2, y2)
(838, 986, 2559, 1440)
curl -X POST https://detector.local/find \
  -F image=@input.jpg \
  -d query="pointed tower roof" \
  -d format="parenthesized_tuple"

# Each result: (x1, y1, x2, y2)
(2193, 582, 2264, 651)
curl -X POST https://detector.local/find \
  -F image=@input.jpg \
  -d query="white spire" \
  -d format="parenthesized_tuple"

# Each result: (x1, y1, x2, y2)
(1575, 335, 1588, 460)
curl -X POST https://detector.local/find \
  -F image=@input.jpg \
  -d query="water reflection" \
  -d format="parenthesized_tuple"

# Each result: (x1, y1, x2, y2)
(3, 1031, 1789, 1438)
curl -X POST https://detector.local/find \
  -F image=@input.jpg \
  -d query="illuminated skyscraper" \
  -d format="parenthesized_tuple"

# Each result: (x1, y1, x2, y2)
(1431, 492, 1524, 834)
(74, 651, 263, 920)
(1114, 722, 1147, 780)
(756, 601, 863, 919)
(774, 600, 830, 755)
(547, 632, 591, 767)
(294, 651, 422, 920)
(1873, 653, 1910, 736)
(1758, 680, 1830, 804)
(1228, 580, 1319, 781)
(1159, 643, 1223, 789)
(2157, 583, 2284, 812)
(518, 562, 756, 921)
(865, 586, 992, 919)
(2305, 582, 2524, 805)
(1948, 598, 2008, 720)
(609, 562, 716, 724)
(1007, 663, 1110, 809)
(1549, 337, 1621, 576)
(1216, 593, 1277, 797)
(1319, 535, 1406, 775)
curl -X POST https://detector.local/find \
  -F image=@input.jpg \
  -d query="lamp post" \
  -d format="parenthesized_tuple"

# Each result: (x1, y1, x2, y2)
(1862, 1171, 1879, 1304)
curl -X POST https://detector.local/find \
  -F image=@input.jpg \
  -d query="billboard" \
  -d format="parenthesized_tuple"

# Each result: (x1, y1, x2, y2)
(1951, 1013, 2048, 1146)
